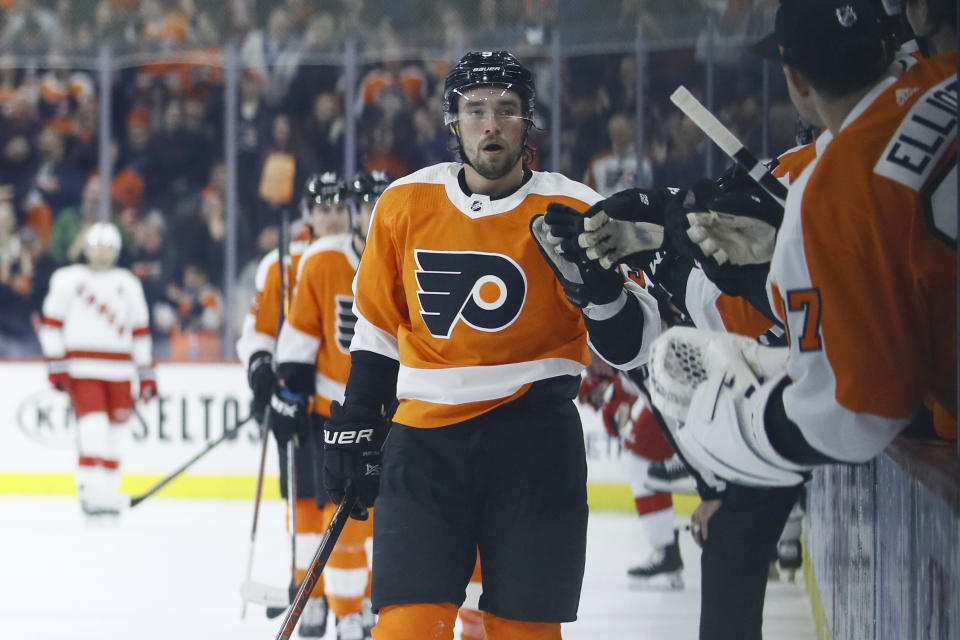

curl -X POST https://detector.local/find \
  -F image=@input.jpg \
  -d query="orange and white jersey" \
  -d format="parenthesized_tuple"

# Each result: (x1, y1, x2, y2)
(768, 52, 957, 462)
(235, 241, 309, 366)
(275, 233, 361, 418)
(684, 141, 820, 337)
(351, 162, 660, 428)
(38, 264, 152, 381)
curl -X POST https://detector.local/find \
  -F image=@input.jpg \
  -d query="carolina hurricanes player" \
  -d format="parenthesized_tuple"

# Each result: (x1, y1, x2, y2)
(38, 222, 156, 516)
(236, 172, 345, 635)
(579, 359, 683, 589)
(268, 172, 386, 640)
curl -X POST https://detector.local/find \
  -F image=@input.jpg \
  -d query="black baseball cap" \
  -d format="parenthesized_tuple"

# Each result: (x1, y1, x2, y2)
(755, 0, 889, 91)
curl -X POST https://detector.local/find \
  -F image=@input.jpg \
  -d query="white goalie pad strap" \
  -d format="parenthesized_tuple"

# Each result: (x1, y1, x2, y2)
(678, 372, 810, 487)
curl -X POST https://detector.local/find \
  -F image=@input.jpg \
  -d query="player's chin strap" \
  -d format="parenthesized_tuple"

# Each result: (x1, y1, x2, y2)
(647, 326, 812, 488)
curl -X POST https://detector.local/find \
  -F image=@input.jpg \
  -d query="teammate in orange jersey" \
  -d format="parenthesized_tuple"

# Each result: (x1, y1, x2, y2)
(236, 172, 347, 634)
(38, 222, 157, 517)
(646, 0, 956, 493)
(321, 51, 662, 640)
(269, 172, 387, 640)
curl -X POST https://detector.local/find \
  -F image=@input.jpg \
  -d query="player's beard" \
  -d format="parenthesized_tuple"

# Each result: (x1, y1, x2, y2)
(465, 138, 524, 181)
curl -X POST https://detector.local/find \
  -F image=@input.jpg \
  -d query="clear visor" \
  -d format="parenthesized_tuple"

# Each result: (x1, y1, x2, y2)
(444, 86, 531, 125)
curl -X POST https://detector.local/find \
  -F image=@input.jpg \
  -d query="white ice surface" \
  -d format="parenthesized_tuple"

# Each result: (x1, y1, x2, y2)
(0, 497, 815, 639)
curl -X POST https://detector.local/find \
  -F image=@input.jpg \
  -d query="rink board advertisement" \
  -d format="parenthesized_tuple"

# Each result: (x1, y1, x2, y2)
(0, 361, 641, 510)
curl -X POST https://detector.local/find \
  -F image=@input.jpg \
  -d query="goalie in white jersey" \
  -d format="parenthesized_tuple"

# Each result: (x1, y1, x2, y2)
(37, 222, 157, 516)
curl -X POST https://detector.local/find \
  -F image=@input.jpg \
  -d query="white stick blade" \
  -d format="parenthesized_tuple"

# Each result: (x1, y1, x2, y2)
(240, 579, 291, 607)
(669, 85, 744, 157)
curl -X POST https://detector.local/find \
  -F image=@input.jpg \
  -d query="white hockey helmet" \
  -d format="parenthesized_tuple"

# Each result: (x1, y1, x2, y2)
(84, 222, 122, 262)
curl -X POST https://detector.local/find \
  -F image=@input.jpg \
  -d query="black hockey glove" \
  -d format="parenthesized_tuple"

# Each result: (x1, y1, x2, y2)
(247, 351, 275, 425)
(573, 187, 677, 270)
(665, 178, 782, 321)
(531, 204, 624, 309)
(323, 401, 390, 520)
(267, 385, 310, 448)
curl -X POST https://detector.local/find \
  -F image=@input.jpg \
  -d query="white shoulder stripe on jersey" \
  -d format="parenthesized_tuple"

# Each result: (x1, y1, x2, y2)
(298, 233, 358, 277)
(397, 357, 585, 405)
(527, 170, 604, 206)
(350, 312, 400, 360)
(253, 249, 280, 291)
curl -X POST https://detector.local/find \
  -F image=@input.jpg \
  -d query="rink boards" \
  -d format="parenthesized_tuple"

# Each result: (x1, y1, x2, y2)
(0, 361, 687, 512)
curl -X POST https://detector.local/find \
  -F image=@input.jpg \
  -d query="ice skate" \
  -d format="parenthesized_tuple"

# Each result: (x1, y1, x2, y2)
(627, 530, 684, 590)
(777, 539, 802, 581)
(644, 455, 698, 495)
(335, 612, 365, 640)
(299, 594, 328, 637)
(361, 598, 375, 639)
(78, 480, 127, 519)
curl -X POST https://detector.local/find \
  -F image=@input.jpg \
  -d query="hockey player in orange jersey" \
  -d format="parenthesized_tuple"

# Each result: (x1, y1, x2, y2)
(320, 51, 662, 640)
(236, 172, 348, 635)
(269, 172, 391, 640)
(645, 0, 956, 492)
(38, 222, 157, 517)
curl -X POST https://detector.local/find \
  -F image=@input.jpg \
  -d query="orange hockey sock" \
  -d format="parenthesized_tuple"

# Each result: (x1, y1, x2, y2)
(482, 613, 561, 640)
(458, 608, 485, 640)
(372, 603, 458, 640)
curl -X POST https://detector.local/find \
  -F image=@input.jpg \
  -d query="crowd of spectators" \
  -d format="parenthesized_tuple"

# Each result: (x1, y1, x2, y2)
(0, 0, 797, 359)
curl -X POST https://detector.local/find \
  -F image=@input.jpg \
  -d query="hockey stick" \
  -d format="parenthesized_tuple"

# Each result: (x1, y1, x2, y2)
(127, 412, 254, 508)
(284, 437, 299, 617)
(240, 577, 293, 608)
(241, 205, 295, 619)
(669, 86, 788, 207)
(274, 488, 358, 640)
(242, 438, 301, 616)
(241, 411, 272, 619)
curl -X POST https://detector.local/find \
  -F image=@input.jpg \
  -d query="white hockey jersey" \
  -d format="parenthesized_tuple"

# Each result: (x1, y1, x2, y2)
(38, 264, 152, 381)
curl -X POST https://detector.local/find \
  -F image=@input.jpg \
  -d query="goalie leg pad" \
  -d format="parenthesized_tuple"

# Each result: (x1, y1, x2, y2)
(678, 373, 809, 487)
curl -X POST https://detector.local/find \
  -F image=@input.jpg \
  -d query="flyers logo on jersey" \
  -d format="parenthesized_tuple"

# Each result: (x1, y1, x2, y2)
(415, 250, 527, 339)
(335, 295, 357, 353)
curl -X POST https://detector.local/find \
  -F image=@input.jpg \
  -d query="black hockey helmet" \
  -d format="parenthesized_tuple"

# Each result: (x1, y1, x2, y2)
(304, 171, 347, 208)
(349, 170, 392, 203)
(442, 51, 536, 125)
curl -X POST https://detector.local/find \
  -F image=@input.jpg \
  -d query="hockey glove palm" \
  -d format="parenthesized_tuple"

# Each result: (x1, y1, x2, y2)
(667, 178, 781, 269)
(267, 385, 310, 448)
(577, 188, 676, 270)
(531, 204, 623, 308)
(323, 401, 389, 520)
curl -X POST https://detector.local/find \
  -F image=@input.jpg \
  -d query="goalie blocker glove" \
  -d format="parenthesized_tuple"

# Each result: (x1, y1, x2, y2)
(647, 326, 812, 489)
(530, 203, 624, 308)
(323, 401, 390, 520)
